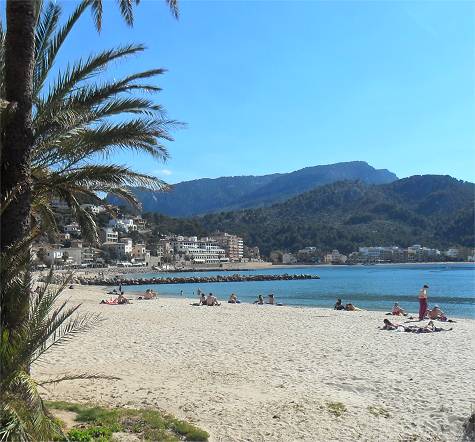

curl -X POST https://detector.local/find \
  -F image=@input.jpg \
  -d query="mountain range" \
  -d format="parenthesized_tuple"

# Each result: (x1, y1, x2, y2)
(143, 175, 475, 255)
(107, 161, 398, 216)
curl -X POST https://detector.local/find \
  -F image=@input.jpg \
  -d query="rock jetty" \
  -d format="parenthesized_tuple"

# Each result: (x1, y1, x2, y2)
(76, 273, 320, 286)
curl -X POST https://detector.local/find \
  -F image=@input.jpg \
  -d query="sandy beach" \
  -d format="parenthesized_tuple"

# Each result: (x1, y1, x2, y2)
(34, 286, 475, 442)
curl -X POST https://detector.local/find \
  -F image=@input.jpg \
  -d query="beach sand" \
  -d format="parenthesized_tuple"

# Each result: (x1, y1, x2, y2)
(34, 286, 475, 442)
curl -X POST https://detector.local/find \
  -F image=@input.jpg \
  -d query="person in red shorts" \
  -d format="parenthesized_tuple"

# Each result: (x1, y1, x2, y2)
(418, 284, 429, 320)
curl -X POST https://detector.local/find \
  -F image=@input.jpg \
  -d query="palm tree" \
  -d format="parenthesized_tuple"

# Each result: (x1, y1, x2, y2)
(0, 237, 104, 441)
(28, 0, 182, 243)
(1, 0, 179, 332)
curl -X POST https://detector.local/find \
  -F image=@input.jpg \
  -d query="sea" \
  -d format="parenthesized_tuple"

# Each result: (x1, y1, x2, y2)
(124, 263, 475, 319)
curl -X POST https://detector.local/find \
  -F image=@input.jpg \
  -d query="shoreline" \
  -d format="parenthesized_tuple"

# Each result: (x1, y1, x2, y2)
(34, 261, 474, 278)
(96, 287, 475, 320)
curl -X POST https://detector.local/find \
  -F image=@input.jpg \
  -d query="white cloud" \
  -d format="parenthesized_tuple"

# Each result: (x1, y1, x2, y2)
(153, 168, 172, 176)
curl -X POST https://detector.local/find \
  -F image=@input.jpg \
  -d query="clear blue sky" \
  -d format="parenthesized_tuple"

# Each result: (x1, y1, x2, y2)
(57, 0, 474, 183)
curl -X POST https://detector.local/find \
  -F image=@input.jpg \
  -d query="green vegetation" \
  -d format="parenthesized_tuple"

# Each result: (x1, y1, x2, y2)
(47, 401, 209, 442)
(0, 251, 102, 441)
(139, 176, 474, 256)
(325, 401, 347, 417)
(23, 0, 180, 243)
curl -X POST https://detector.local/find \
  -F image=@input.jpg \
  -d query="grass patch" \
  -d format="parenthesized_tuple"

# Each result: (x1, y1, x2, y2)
(326, 401, 347, 417)
(368, 405, 390, 418)
(46, 401, 209, 441)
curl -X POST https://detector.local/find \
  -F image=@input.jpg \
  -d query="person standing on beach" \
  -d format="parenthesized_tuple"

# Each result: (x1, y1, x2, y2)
(418, 284, 429, 320)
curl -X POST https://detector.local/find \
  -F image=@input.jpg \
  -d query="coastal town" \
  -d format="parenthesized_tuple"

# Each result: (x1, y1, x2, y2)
(31, 202, 475, 270)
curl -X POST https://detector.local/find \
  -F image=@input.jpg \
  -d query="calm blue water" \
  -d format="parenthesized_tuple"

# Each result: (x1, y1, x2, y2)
(123, 264, 475, 318)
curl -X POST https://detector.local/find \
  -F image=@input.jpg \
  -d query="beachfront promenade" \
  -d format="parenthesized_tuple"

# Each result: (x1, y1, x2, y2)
(34, 285, 475, 442)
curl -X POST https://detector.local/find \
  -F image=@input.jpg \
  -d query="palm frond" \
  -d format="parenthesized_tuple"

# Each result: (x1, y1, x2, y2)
(89, 0, 178, 31)
(35, 1, 61, 79)
(41, 44, 145, 107)
(33, 0, 90, 96)
(38, 373, 120, 386)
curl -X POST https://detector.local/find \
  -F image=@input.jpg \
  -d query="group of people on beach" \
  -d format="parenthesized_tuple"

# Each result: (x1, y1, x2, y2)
(381, 284, 454, 333)
(100, 287, 158, 305)
(194, 291, 281, 306)
(334, 299, 359, 311)
(101, 282, 455, 335)
(197, 292, 221, 306)
(330, 283, 454, 334)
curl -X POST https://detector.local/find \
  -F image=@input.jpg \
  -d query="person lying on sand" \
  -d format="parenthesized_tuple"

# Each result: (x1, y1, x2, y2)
(334, 298, 345, 310)
(254, 295, 264, 305)
(206, 293, 220, 306)
(228, 293, 240, 304)
(143, 289, 157, 300)
(412, 320, 452, 333)
(392, 302, 406, 316)
(427, 305, 447, 321)
(100, 298, 118, 305)
(382, 319, 452, 333)
(117, 293, 130, 304)
(381, 318, 401, 331)
(345, 303, 356, 311)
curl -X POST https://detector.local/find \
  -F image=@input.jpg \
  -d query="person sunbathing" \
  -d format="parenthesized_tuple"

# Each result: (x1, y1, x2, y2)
(228, 293, 240, 304)
(345, 303, 356, 311)
(391, 302, 407, 316)
(143, 289, 157, 300)
(254, 295, 264, 305)
(266, 294, 276, 305)
(415, 320, 452, 333)
(334, 298, 345, 310)
(381, 318, 399, 330)
(199, 293, 207, 305)
(206, 293, 220, 306)
(427, 305, 447, 321)
(117, 293, 129, 304)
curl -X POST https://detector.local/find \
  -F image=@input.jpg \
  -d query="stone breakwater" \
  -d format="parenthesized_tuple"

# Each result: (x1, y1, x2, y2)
(77, 273, 320, 286)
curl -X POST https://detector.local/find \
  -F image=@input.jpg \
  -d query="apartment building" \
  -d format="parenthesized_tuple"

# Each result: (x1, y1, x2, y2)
(324, 250, 347, 264)
(212, 232, 244, 262)
(102, 227, 118, 243)
(132, 243, 151, 264)
(64, 223, 81, 235)
(358, 246, 405, 263)
(170, 236, 227, 264)
(407, 245, 440, 262)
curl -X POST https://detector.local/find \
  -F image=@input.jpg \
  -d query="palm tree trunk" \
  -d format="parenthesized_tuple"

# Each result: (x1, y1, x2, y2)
(1, 0, 36, 331)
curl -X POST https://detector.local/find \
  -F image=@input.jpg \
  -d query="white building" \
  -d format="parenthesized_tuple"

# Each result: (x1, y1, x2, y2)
(120, 238, 133, 254)
(102, 227, 118, 243)
(64, 223, 81, 235)
(324, 250, 347, 264)
(282, 253, 297, 264)
(170, 236, 227, 264)
(108, 218, 137, 233)
(358, 246, 403, 262)
(445, 248, 459, 259)
(43, 248, 65, 265)
(407, 245, 440, 261)
(80, 204, 105, 215)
